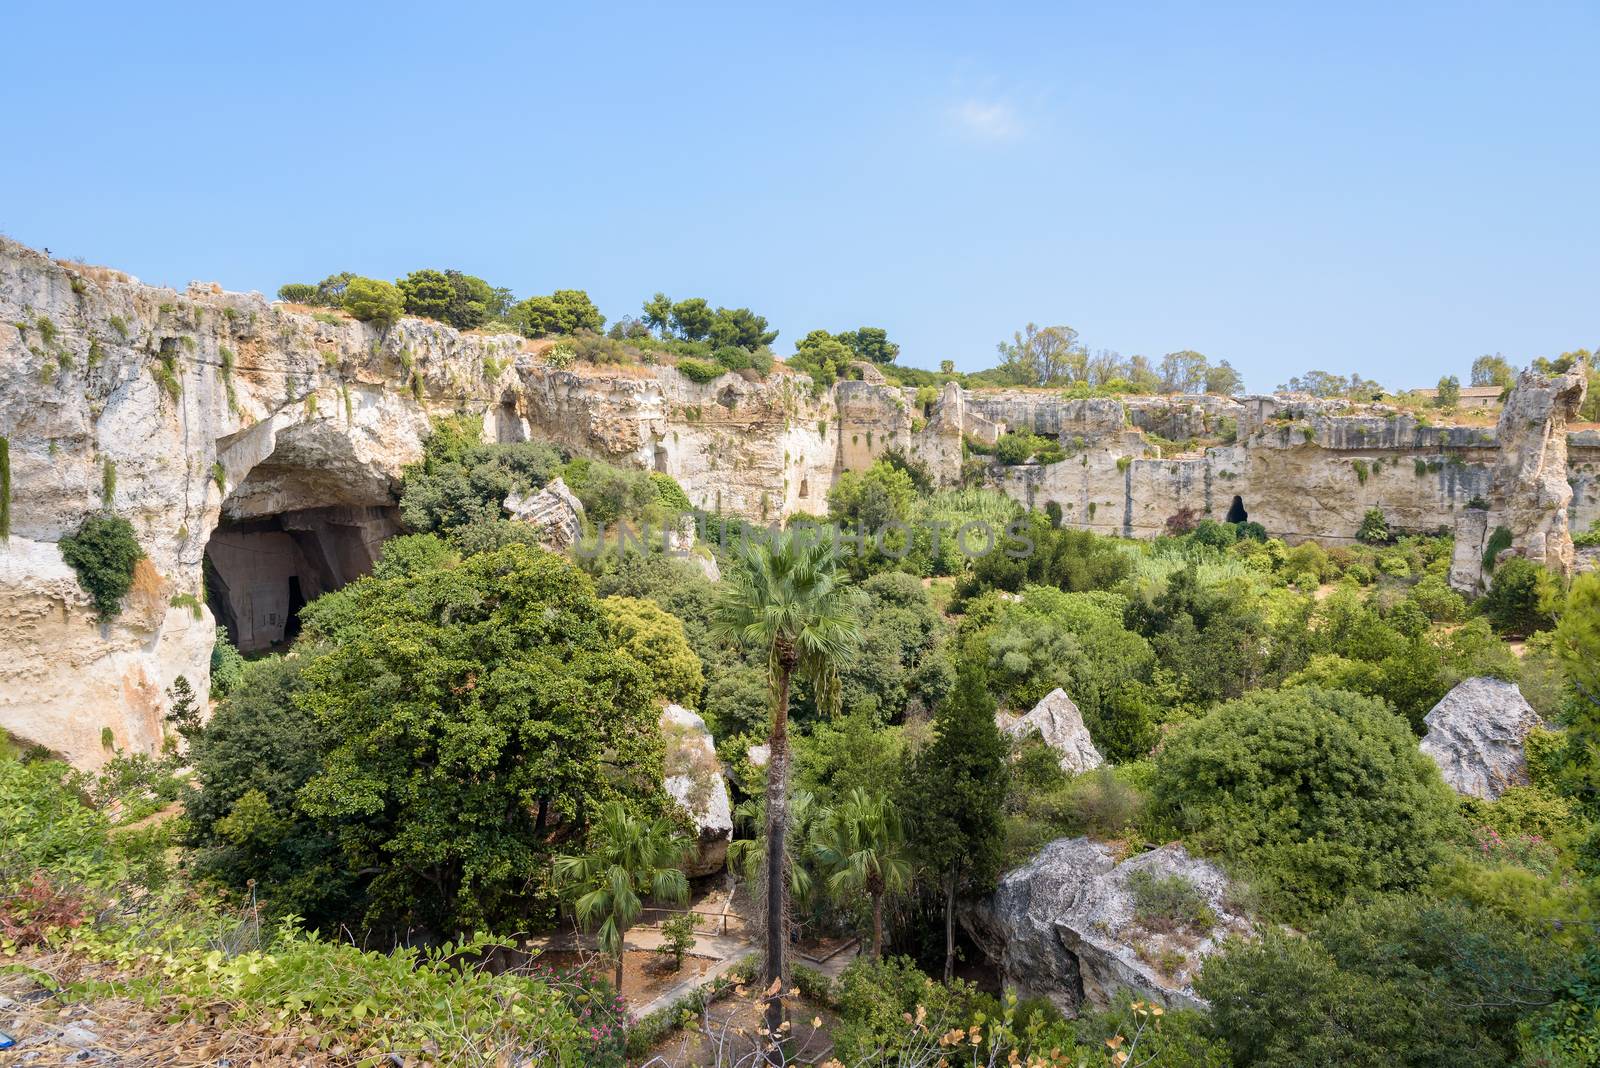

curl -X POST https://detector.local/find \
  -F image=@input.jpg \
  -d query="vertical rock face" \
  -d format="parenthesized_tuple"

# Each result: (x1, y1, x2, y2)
(999, 689, 1104, 774)
(1491, 366, 1589, 579)
(1419, 677, 1542, 800)
(0, 236, 1591, 769)
(963, 838, 1252, 1017)
(659, 704, 733, 878)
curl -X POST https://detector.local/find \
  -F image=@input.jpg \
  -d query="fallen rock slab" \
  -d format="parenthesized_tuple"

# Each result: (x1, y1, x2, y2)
(660, 704, 733, 877)
(1419, 677, 1542, 800)
(999, 689, 1104, 774)
(964, 838, 1253, 1017)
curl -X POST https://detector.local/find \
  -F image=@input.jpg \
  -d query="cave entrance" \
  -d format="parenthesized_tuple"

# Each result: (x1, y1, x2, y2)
(204, 505, 400, 653)
(1225, 495, 1248, 523)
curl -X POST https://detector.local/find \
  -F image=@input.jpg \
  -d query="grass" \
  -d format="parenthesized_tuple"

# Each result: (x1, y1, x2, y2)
(101, 457, 116, 505)
(211, 461, 226, 494)
(109, 315, 129, 340)
(153, 354, 182, 401)
(1126, 868, 1217, 935)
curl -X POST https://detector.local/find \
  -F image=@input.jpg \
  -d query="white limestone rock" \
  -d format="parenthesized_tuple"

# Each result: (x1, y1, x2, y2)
(660, 704, 733, 878)
(504, 476, 584, 550)
(1001, 689, 1104, 774)
(1420, 677, 1542, 800)
(963, 838, 1252, 1017)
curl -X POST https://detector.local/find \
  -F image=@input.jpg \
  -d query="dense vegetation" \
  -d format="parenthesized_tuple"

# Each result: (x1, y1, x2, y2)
(10, 404, 1600, 1063)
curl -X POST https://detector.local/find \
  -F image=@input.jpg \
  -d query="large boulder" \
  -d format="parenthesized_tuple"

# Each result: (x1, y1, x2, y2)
(1420, 677, 1542, 800)
(1000, 689, 1104, 774)
(659, 704, 733, 877)
(964, 838, 1252, 1017)
(503, 477, 584, 550)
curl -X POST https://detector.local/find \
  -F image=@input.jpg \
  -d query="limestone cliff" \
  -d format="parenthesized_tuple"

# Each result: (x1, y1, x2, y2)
(0, 237, 1588, 767)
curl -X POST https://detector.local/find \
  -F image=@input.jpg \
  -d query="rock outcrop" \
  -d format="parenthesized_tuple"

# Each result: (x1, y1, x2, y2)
(964, 838, 1252, 1016)
(504, 477, 584, 550)
(1000, 689, 1104, 774)
(0, 236, 1592, 768)
(659, 704, 733, 877)
(1420, 677, 1542, 799)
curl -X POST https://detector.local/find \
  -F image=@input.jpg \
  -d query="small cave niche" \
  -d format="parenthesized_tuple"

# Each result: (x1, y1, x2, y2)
(204, 505, 400, 653)
(1225, 495, 1248, 523)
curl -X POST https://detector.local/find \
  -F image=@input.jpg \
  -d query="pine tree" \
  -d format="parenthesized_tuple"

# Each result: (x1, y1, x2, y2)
(903, 662, 1009, 980)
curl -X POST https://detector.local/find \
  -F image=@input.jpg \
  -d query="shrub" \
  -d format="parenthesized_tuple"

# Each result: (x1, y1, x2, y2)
(675, 357, 723, 383)
(601, 595, 704, 705)
(1125, 868, 1216, 934)
(1483, 557, 1560, 636)
(657, 911, 699, 970)
(1482, 524, 1513, 571)
(1149, 685, 1459, 918)
(58, 513, 144, 619)
(342, 276, 404, 326)
(209, 626, 246, 699)
(1356, 507, 1390, 544)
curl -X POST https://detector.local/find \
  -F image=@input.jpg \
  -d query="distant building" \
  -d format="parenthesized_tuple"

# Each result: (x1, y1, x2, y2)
(1410, 384, 1505, 409)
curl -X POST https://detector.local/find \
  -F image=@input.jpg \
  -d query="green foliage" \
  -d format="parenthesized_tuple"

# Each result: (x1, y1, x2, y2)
(601, 594, 704, 705)
(1483, 557, 1561, 637)
(1435, 374, 1461, 407)
(152, 352, 182, 400)
(399, 422, 562, 536)
(555, 800, 688, 988)
(810, 788, 913, 957)
(208, 625, 245, 699)
(511, 289, 604, 337)
(992, 429, 1066, 465)
(1356, 506, 1389, 543)
(292, 543, 666, 933)
(1126, 868, 1216, 934)
(1198, 896, 1575, 1067)
(396, 268, 510, 330)
(341, 276, 404, 326)
(277, 271, 356, 307)
(674, 356, 723, 383)
(657, 911, 699, 970)
(1483, 524, 1514, 571)
(828, 459, 917, 532)
(1150, 686, 1459, 918)
(58, 512, 144, 619)
(960, 511, 1133, 600)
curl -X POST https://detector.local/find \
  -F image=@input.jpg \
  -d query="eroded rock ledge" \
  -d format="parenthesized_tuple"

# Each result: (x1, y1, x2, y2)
(0, 237, 1590, 766)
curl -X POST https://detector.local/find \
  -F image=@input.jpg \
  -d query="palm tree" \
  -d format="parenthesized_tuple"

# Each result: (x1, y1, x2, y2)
(728, 789, 827, 918)
(714, 530, 862, 1044)
(811, 788, 913, 961)
(553, 800, 689, 994)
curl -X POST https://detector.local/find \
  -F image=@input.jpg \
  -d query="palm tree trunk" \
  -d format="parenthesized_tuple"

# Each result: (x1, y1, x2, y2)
(614, 950, 624, 997)
(943, 869, 956, 982)
(871, 891, 884, 961)
(762, 664, 792, 1056)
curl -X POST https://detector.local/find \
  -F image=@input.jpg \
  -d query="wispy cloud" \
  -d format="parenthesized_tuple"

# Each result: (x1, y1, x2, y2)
(947, 99, 1025, 142)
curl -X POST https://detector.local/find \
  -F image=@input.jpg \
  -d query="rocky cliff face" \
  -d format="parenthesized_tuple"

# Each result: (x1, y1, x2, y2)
(0, 237, 1588, 766)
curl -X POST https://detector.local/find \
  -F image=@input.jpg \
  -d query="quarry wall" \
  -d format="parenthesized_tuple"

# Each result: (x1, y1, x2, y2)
(0, 237, 1589, 767)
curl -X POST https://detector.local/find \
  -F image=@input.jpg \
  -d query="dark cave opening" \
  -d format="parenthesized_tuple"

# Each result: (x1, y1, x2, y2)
(204, 505, 400, 653)
(1226, 495, 1248, 524)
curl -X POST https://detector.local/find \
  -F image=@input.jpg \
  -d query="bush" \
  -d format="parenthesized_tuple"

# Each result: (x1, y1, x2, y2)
(1483, 557, 1560, 637)
(341, 276, 404, 326)
(58, 513, 144, 619)
(601, 595, 704, 705)
(675, 357, 724, 383)
(1125, 868, 1216, 934)
(209, 626, 245, 699)
(1356, 507, 1390, 544)
(1149, 685, 1459, 918)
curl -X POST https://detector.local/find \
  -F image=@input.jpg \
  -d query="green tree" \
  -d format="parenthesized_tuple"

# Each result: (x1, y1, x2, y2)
(641, 292, 673, 336)
(810, 789, 912, 961)
(554, 800, 689, 993)
(342, 277, 404, 327)
(1435, 374, 1461, 407)
(395, 269, 455, 322)
(295, 542, 664, 933)
(790, 329, 855, 389)
(1556, 572, 1600, 722)
(669, 298, 714, 341)
(1159, 350, 1209, 393)
(713, 531, 863, 1039)
(1482, 557, 1561, 637)
(838, 326, 899, 365)
(1203, 359, 1245, 395)
(601, 595, 704, 705)
(826, 460, 916, 531)
(1149, 686, 1459, 918)
(1471, 354, 1516, 389)
(511, 289, 604, 337)
(995, 323, 1086, 386)
(708, 306, 779, 350)
(903, 663, 1009, 979)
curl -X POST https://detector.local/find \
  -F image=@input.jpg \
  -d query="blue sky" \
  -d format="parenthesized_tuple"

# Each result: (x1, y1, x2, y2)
(3, 2, 1595, 391)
